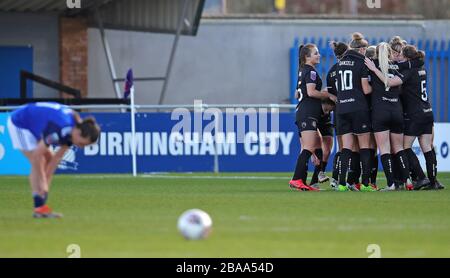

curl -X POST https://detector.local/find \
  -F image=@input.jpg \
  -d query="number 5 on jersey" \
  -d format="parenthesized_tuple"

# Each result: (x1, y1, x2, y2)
(421, 80, 428, 102)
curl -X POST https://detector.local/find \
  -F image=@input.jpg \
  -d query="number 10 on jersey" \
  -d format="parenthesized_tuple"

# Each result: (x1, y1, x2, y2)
(339, 70, 353, 91)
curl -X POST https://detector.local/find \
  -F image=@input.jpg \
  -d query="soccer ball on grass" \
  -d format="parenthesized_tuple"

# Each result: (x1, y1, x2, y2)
(177, 209, 212, 240)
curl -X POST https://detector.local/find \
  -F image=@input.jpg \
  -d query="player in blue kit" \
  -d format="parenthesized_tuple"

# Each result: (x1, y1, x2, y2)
(7, 102, 100, 218)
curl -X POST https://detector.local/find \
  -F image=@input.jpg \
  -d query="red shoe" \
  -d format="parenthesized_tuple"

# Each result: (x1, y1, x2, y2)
(289, 180, 319, 192)
(405, 183, 414, 191)
(405, 179, 414, 191)
(355, 184, 362, 191)
(33, 205, 63, 218)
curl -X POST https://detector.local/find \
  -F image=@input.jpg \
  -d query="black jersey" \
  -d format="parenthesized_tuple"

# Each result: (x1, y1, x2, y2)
(370, 60, 403, 112)
(326, 63, 339, 116)
(399, 67, 433, 121)
(296, 64, 323, 116)
(326, 63, 338, 96)
(335, 50, 370, 114)
(366, 67, 374, 110)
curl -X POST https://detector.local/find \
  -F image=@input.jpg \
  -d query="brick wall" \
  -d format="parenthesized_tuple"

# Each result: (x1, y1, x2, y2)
(59, 17, 88, 98)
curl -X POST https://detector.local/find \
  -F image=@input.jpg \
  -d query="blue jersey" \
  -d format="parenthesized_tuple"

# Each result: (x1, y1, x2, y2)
(11, 102, 75, 146)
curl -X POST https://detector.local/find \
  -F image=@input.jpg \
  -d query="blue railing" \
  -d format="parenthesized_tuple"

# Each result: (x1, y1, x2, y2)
(290, 37, 450, 122)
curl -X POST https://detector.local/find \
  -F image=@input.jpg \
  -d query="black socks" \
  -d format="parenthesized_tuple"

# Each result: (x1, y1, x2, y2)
(381, 153, 394, 187)
(347, 152, 361, 185)
(394, 150, 410, 183)
(424, 151, 437, 186)
(338, 148, 352, 186)
(310, 149, 324, 185)
(332, 152, 341, 181)
(370, 149, 378, 185)
(405, 148, 426, 181)
(293, 149, 313, 181)
(360, 149, 372, 186)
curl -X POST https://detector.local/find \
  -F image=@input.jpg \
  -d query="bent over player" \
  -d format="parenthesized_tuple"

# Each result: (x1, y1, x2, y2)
(7, 102, 100, 218)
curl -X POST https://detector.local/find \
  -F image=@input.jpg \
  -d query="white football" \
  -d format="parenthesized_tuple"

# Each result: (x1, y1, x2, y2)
(177, 209, 212, 240)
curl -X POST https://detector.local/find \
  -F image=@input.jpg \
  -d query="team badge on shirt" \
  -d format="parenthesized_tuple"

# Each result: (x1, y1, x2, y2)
(310, 71, 317, 81)
(45, 133, 60, 145)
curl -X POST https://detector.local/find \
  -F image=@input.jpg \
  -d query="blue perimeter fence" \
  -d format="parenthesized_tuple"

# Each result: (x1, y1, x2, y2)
(290, 37, 450, 122)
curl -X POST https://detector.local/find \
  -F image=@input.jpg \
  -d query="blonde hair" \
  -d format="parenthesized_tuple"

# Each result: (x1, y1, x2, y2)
(350, 32, 369, 49)
(389, 36, 406, 54)
(377, 42, 392, 88)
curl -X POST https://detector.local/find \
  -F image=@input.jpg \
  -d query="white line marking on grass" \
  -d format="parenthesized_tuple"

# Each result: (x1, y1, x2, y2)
(141, 175, 288, 180)
(239, 215, 255, 221)
(68, 174, 289, 180)
(66, 175, 139, 179)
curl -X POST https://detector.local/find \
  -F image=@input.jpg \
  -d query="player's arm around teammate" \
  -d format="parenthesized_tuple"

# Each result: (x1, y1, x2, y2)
(364, 43, 413, 190)
(335, 33, 374, 192)
(395, 46, 442, 190)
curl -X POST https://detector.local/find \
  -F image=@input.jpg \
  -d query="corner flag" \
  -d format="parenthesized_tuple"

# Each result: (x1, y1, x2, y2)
(123, 69, 134, 99)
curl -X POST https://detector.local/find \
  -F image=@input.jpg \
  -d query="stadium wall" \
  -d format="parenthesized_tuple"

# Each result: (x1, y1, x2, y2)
(1, 112, 449, 174)
(88, 19, 450, 105)
(0, 12, 59, 98)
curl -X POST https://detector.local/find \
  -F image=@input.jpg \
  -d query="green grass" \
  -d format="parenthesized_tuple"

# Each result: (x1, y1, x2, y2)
(0, 173, 450, 258)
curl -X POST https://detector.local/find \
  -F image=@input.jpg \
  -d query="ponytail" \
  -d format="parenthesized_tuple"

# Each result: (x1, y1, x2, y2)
(298, 44, 304, 67)
(403, 45, 425, 62)
(377, 42, 391, 89)
(330, 41, 349, 59)
(417, 50, 425, 61)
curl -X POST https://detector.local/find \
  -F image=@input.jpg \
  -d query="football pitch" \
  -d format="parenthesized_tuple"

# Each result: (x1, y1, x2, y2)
(1, 173, 449, 258)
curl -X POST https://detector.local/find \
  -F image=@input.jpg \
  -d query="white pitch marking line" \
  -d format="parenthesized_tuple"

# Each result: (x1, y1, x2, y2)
(141, 175, 287, 180)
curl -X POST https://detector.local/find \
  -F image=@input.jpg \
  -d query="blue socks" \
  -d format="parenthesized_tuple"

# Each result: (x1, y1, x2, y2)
(33, 192, 47, 208)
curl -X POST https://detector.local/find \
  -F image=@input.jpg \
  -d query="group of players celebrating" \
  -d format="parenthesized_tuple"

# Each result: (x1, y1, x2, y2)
(289, 32, 445, 192)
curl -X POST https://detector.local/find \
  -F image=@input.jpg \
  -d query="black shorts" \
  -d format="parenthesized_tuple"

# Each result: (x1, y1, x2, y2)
(404, 118, 434, 137)
(318, 114, 334, 137)
(337, 111, 371, 135)
(371, 109, 404, 134)
(295, 107, 321, 136)
(334, 113, 343, 136)
(296, 115, 319, 136)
